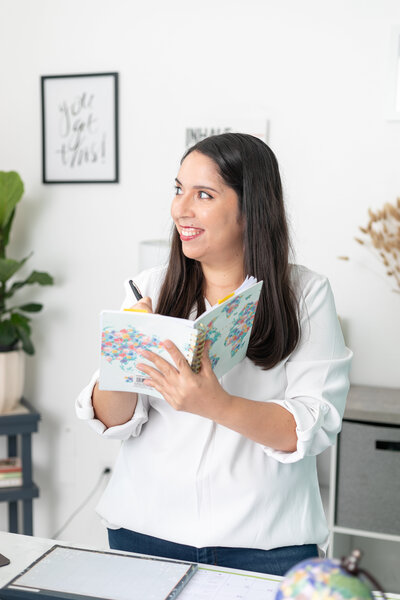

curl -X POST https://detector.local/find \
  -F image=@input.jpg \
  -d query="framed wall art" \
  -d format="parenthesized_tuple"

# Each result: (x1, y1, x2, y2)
(41, 72, 119, 183)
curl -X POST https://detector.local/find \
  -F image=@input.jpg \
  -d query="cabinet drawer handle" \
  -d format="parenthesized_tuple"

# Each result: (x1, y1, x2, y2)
(375, 440, 400, 452)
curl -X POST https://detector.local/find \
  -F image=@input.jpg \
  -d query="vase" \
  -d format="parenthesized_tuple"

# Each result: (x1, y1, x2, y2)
(0, 349, 25, 414)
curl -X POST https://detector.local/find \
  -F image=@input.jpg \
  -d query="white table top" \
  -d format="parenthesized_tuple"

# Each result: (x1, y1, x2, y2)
(0, 531, 282, 600)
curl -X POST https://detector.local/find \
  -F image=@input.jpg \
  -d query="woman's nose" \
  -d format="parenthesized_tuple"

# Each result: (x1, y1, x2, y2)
(174, 193, 195, 217)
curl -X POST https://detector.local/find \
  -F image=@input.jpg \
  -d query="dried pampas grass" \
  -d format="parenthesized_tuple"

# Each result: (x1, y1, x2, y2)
(339, 197, 400, 293)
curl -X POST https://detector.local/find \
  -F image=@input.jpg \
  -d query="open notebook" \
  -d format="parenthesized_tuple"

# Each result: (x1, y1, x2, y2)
(1, 545, 198, 600)
(99, 277, 263, 398)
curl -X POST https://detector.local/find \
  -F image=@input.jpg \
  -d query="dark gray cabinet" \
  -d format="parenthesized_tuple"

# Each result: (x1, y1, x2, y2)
(336, 420, 400, 535)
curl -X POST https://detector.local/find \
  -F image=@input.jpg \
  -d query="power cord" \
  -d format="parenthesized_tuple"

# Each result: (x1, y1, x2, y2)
(51, 467, 111, 540)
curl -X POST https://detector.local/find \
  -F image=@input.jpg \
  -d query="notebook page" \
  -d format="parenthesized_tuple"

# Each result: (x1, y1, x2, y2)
(179, 566, 281, 600)
(100, 311, 196, 398)
(194, 280, 263, 379)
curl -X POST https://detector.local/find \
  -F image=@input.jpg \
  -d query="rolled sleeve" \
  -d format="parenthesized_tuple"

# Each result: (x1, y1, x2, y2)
(75, 370, 150, 441)
(262, 274, 352, 464)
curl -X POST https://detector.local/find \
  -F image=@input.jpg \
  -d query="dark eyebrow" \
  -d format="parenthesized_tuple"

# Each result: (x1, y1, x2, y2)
(175, 177, 219, 194)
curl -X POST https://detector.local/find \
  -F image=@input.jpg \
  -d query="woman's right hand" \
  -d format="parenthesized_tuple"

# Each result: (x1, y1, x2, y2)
(128, 296, 153, 313)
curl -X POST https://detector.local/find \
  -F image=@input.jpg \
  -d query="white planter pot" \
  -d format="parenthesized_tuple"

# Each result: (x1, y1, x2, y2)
(0, 349, 25, 414)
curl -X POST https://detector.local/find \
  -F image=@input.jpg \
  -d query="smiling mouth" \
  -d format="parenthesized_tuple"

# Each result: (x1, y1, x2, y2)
(179, 227, 204, 241)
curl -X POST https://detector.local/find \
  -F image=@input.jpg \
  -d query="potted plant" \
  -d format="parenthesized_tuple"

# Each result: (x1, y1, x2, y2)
(0, 171, 53, 413)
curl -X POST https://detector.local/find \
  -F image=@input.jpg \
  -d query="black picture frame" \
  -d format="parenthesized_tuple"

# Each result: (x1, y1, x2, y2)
(41, 72, 119, 184)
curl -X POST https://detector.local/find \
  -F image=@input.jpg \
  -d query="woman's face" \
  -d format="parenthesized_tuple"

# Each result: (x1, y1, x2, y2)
(171, 151, 245, 268)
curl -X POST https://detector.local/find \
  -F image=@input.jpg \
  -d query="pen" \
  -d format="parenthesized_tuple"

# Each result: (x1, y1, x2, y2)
(129, 280, 143, 301)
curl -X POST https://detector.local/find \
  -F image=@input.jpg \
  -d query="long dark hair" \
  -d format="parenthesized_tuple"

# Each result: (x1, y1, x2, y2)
(156, 133, 300, 369)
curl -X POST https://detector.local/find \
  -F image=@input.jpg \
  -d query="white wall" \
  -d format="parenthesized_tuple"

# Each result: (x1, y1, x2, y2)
(0, 0, 399, 546)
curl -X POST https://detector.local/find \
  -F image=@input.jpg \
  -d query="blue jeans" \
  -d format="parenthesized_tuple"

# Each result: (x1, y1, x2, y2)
(108, 528, 318, 576)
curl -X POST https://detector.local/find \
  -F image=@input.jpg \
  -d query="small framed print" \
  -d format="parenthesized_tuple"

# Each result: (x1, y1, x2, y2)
(41, 72, 119, 183)
(184, 118, 269, 150)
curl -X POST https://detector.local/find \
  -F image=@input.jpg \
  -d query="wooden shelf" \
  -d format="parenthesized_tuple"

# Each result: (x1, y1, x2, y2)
(0, 484, 39, 503)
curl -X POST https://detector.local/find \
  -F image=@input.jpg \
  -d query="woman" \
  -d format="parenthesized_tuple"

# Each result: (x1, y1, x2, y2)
(76, 133, 352, 576)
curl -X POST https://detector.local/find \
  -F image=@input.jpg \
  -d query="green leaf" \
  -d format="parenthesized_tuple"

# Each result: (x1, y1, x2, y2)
(1, 208, 15, 252)
(0, 258, 22, 283)
(18, 303, 43, 313)
(0, 171, 24, 229)
(5, 280, 29, 296)
(16, 326, 34, 355)
(11, 312, 31, 333)
(0, 320, 18, 348)
(0, 253, 32, 283)
(10, 312, 34, 354)
(5, 270, 53, 298)
(26, 271, 54, 286)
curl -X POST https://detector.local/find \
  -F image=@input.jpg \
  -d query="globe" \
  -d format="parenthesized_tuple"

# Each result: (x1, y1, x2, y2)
(275, 555, 376, 600)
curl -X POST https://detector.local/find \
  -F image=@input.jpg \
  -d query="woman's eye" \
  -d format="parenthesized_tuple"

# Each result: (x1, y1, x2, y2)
(199, 191, 212, 199)
(174, 185, 183, 195)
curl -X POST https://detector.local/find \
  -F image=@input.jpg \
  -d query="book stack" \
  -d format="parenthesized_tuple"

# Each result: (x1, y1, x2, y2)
(0, 457, 22, 487)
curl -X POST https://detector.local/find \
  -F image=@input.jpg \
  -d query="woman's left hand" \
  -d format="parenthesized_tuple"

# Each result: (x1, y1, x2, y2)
(137, 340, 230, 419)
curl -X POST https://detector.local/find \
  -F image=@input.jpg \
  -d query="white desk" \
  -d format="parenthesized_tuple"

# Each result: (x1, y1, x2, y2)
(0, 531, 282, 600)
